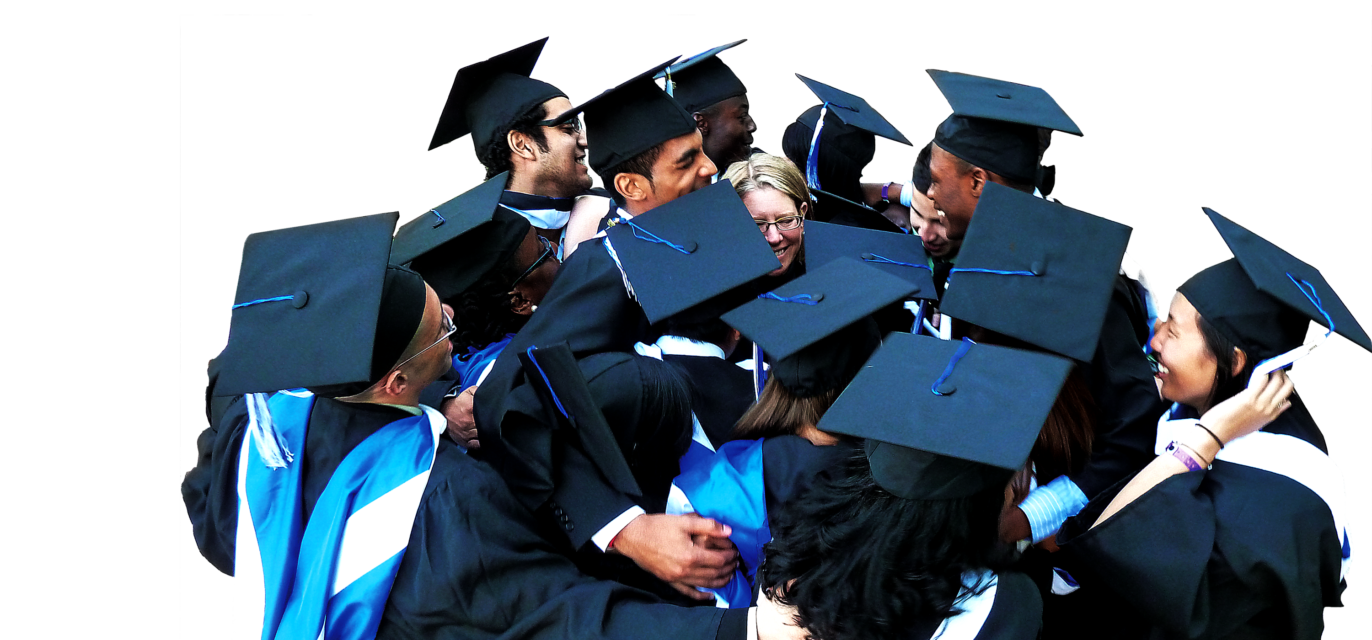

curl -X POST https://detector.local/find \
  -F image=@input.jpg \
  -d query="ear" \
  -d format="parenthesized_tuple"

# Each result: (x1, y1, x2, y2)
(968, 167, 989, 198)
(614, 172, 651, 203)
(507, 129, 539, 162)
(798, 200, 809, 218)
(377, 368, 410, 398)
(1231, 347, 1248, 377)
(693, 112, 709, 136)
(509, 290, 535, 316)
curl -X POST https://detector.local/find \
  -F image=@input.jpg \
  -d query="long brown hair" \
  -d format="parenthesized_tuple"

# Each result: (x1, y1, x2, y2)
(732, 375, 840, 439)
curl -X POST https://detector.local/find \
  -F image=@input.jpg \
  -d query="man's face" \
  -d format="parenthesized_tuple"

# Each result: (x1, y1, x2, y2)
(638, 129, 717, 211)
(924, 143, 978, 257)
(406, 284, 456, 389)
(699, 95, 756, 171)
(909, 187, 959, 258)
(532, 97, 592, 196)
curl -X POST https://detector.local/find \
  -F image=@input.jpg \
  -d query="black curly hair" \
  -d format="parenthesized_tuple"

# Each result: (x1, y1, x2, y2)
(759, 454, 1014, 640)
(477, 102, 550, 181)
(446, 249, 529, 359)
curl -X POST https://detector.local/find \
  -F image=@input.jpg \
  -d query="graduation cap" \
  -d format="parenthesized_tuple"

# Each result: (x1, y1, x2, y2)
(216, 212, 430, 397)
(518, 343, 642, 499)
(939, 182, 1131, 363)
(796, 74, 912, 146)
(819, 332, 1074, 500)
(803, 220, 938, 301)
(391, 172, 530, 301)
(550, 58, 697, 175)
(604, 180, 779, 325)
(657, 39, 748, 113)
(1176, 208, 1371, 370)
(928, 69, 1081, 185)
(429, 38, 567, 154)
(812, 188, 911, 236)
(722, 257, 918, 396)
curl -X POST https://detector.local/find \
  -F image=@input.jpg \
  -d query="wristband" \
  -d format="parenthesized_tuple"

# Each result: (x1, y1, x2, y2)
(881, 182, 893, 203)
(1166, 440, 1206, 471)
(1195, 423, 1225, 449)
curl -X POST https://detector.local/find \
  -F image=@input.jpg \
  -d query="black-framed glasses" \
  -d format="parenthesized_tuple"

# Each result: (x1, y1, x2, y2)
(754, 215, 804, 232)
(536, 115, 584, 134)
(389, 308, 457, 373)
(511, 235, 557, 288)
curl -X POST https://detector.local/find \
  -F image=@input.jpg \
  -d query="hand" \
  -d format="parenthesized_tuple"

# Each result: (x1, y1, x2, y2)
(999, 506, 1032, 544)
(441, 386, 479, 450)
(756, 587, 809, 640)
(611, 513, 738, 601)
(1199, 370, 1294, 445)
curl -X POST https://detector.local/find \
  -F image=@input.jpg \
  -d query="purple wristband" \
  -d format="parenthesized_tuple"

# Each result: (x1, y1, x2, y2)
(1166, 441, 1205, 471)
(881, 182, 892, 202)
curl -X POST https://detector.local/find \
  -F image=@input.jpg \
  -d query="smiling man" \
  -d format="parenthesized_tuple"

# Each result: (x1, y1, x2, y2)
(429, 38, 593, 245)
(476, 59, 753, 607)
(658, 40, 758, 176)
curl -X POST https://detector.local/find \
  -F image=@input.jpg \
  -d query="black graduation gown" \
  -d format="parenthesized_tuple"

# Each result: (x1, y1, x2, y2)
(181, 395, 747, 639)
(1067, 273, 1169, 499)
(663, 353, 756, 448)
(474, 239, 653, 543)
(1054, 413, 1345, 640)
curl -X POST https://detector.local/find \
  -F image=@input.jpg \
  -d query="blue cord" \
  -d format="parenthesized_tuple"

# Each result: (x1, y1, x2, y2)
(759, 292, 820, 305)
(430, 208, 446, 227)
(1287, 273, 1335, 337)
(625, 220, 694, 255)
(804, 102, 857, 191)
(863, 253, 932, 270)
(948, 267, 1039, 277)
(931, 337, 975, 396)
(525, 346, 569, 419)
(232, 295, 294, 309)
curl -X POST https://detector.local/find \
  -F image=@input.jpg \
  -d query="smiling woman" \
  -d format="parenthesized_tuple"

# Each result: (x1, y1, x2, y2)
(722, 154, 810, 278)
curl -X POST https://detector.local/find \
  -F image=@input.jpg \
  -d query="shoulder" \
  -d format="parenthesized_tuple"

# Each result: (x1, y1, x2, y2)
(976, 571, 1042, 640)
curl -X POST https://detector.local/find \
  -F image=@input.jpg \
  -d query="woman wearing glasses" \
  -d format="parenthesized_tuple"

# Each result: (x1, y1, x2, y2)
(723, 154, 809, 282)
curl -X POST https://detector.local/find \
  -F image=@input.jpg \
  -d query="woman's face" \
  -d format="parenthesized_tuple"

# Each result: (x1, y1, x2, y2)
(1149, 292, 1219, 409)
(743, 185, 806, 277)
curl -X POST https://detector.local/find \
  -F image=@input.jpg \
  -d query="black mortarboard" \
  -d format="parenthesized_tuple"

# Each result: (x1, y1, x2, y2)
(1176, 208, 1371, 362)
(657, 40, 748, 113)
(517, 343, 642, 498)
(605, 180, 779, 325)
(820, 333, 1074, 500)
(928, 69, 1081, 185)
(795, 74, 912, 145)
(804, 220, 938, 301)
(722, 257, 917, 396)
(939, 183, 1131, 363)
(429, 38, 567, 155)
(551, 58, 696, 174)
(812, 188, 911, 236)
(216, 212, 429, 397)
(392, 172, 530, 301)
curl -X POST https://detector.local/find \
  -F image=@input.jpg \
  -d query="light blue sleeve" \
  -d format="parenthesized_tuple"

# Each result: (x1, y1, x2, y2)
(1017, 475, 1089, 544)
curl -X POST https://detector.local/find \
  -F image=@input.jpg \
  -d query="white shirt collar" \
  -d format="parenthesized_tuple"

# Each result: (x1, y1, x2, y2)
(654, 335, 726, 359)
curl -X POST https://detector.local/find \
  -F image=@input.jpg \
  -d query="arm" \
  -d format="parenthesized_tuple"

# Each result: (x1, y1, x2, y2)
(1093, 371, 1293, 528)
(181, 394, 249, 575)
(562, 194, 612, 259)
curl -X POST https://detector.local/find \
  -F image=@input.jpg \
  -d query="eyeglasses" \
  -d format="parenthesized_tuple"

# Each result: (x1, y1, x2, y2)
(388, 308, 457, 374)
(536, 115, 584, 134)
(511, 235, 557, 288)
(754, 215, 804, 232)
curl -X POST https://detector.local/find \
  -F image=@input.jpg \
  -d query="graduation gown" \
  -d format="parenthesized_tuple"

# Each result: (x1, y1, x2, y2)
(895, 571, 1043, 640)
(474, 238, 653, 543)
(1054, 409, 1347, 639)
(182, 394, 747, 639)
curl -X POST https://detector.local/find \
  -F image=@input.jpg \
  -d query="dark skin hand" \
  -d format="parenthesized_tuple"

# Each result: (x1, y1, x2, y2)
(610, 512, 739, 601)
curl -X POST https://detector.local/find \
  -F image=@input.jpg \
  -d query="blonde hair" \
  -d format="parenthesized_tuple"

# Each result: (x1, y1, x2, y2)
(722, 154, 811, 216)
(732, 375, 839, 439)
